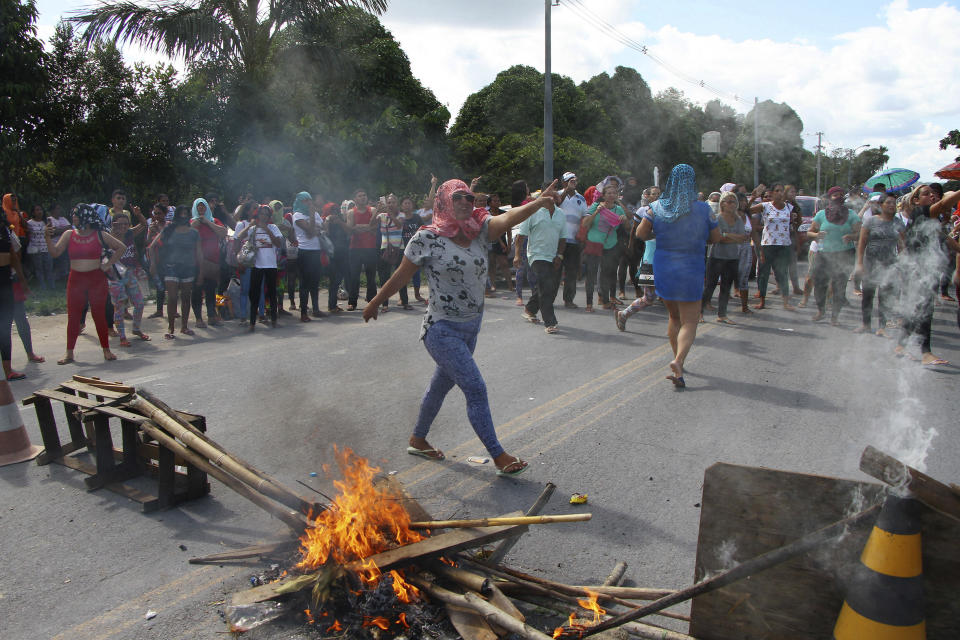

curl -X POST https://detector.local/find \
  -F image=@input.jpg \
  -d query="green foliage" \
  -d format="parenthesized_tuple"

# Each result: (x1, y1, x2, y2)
(0, 0, 50, 194)
(939, 130, 960, 161)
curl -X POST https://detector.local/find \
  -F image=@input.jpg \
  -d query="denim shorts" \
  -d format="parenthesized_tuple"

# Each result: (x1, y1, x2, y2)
(163, 262, 196, 283)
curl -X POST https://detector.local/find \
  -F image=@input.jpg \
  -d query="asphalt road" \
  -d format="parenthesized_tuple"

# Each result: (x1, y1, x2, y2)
(1, 278, 958, 639)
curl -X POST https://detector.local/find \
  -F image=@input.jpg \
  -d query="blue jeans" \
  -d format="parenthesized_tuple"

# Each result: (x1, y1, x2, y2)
(414, 315, 504, 458)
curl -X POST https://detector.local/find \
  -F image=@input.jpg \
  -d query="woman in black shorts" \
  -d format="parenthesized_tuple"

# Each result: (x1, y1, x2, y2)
(149, 205, 201, 339)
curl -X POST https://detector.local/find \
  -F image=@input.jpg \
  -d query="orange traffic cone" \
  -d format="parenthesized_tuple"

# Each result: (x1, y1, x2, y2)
(0, 378, 41, 466)
(834, 494, 925, 639)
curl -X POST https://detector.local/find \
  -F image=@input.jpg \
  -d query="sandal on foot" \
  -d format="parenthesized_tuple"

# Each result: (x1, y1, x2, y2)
(923, 357, 949, 367)
(163, 333, 176, 340)
(57, 356, 74, 365)
(544, 325, 559, 334)
(103, 352, 117, 361)
(28, 354, 45, 363)
(180, 328, 195, 336)
(406, 446, 445, 460)
(666, 375, 686, 388)
(194, 321, 207, 329)
(615, 310, 626, 332)
(6, 371, 26, 381)
(132, 331, 151, 341)
(119, 338, 132, 348)
(717, 317, 736, 325)
(496, 457, 528, 477)
(300, 314, 311, 322)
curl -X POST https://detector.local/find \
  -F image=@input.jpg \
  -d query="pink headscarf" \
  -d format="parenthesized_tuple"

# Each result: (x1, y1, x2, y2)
(424, 179, 490, 240)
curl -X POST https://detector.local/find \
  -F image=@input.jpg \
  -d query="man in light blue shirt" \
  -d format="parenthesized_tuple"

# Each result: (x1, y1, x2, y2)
(557, 172, 588, 308)
(514, 188, 565, 332)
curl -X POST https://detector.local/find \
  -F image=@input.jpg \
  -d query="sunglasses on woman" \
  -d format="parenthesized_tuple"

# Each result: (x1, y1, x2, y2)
(452, 193, 475, 203)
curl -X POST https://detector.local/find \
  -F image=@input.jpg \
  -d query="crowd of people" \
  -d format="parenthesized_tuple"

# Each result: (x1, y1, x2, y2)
(2, 168, 958, 473)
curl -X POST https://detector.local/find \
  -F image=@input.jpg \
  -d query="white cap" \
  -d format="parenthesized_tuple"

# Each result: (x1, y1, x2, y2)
(562, 172, 577, 183)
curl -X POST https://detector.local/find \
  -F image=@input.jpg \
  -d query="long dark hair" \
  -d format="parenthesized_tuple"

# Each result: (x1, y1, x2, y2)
(510, 180, 529, 207)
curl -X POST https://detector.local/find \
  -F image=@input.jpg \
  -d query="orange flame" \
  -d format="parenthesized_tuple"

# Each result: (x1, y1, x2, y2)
(363, 616, 391, 630)
(326, 620, 342, 633)
(296, 447, 425, 597)
(577, 591, 606, 624)
(553, 591, 605, 638)
(396, 612, 410, 628)
(390, 569, 421, 603)
(304, 609, 315, 625)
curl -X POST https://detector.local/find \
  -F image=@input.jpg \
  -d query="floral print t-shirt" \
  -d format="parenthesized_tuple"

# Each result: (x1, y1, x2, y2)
(404, 219, 490, 339)
(759, 202, 793, 246)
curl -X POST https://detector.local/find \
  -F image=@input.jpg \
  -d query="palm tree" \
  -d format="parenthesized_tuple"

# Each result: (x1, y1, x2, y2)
(69, 0, 388, 74)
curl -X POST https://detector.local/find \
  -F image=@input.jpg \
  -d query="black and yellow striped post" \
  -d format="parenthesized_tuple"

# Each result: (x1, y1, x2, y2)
(834, 494, 925, 639)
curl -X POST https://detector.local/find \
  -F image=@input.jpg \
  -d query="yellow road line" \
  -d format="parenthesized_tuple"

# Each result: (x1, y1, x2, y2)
(400, 323, 719, 489)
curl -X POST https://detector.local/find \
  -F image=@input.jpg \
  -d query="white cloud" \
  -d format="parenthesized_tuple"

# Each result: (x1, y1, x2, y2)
(384, 0, 960, 183)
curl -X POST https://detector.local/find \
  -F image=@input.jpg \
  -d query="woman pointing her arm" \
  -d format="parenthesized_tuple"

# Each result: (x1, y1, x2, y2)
(365, 178, 560, 477)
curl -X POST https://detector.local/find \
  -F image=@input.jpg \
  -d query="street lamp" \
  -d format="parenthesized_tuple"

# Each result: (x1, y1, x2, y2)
(847, 144, 870, 188)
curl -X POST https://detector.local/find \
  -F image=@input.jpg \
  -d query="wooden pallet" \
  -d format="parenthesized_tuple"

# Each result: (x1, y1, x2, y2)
(23, 378, 210, 512)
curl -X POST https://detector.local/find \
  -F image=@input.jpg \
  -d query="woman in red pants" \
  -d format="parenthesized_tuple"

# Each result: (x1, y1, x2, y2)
(45, 204, 127, 364)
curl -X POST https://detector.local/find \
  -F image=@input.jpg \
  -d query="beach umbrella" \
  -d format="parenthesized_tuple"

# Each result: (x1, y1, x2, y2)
(862, 168, 919, 193)
(934, 161, 960, 180)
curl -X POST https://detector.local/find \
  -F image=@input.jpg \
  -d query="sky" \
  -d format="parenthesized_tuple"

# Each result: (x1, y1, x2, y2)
(32, 0, 960, 185)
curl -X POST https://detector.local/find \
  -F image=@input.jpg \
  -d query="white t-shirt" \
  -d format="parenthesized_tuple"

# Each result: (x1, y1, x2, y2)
(26, 220, 48, 253)
(417, 208, 433, 225)
(236, 221, 281, 268)
(292, 212, 323, 251)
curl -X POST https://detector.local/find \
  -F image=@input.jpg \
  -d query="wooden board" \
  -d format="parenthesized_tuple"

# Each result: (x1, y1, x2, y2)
(446, 603, 498, 640)
(232, 514, 523, 606)
(689, 462, 960, 640)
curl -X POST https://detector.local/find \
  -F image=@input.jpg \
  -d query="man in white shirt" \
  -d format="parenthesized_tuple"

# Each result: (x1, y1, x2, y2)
(557, 172, 588, 308)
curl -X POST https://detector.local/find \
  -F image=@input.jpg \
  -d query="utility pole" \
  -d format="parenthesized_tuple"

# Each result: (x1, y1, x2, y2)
(815, 131, 823, 196)
(543, 0, 554, 184)
(753, 97, 759, 187)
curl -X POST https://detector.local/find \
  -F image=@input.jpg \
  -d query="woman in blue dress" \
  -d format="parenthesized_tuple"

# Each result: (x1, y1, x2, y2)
(635, 164, 720, 388)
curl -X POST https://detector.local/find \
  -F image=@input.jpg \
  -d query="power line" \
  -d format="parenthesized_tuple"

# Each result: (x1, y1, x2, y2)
(559, 0, 753, 108)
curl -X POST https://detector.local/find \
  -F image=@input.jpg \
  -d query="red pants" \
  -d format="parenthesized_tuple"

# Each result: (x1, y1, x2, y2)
(67, 269, 109, 349)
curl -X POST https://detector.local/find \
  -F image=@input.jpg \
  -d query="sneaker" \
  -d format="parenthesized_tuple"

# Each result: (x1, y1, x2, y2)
(614, 309, 626, 332)
(544, 325, 559, 334)
(521, 310, 539, 323)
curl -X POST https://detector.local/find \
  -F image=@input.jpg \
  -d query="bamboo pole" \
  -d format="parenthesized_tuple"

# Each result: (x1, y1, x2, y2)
(134, 389, 319, 514)
(409, 513, 590, 529)
(557, 503, 882, 638)
(410, 577, 553, 640)
(570, 586, 675, 601)
(503, 589, 697, 640)
(138, 421, 305, 533)
(486, 564, 689, 621)
(602, 561, 628, 587)
(129, 393, 314, 514)
(486, 482, 556, 566)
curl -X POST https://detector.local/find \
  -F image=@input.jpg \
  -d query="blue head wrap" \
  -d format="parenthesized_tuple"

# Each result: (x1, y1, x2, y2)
(650, 164, 696, 223)
(292, 192, 312, 215)
(192, 198, 212, 222)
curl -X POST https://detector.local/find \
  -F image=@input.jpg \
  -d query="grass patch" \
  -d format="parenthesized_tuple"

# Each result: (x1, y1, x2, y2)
(23, 286, 68, 316)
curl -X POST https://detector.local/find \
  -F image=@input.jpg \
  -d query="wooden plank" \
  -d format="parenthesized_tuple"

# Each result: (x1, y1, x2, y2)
(232, 515, 523, 606)
(31, 395, 62, 463)
(688, 462, 960, 640)
(446, 603, 498, 640)
(85, 414, 117, 490)
(60, 380, 132, 399)
(31, 389, 148, 423)
(188, 540, 300, 564)
(860, 445, 960, 522)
